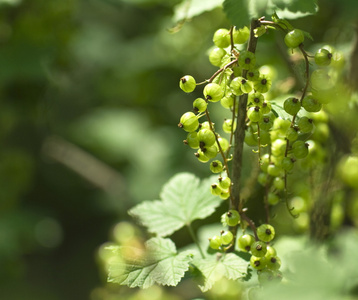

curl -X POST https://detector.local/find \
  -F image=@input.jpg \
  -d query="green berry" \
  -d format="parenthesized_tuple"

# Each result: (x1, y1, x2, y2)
(292, 140, 309, 159)
(238, 51, 256, 70)
(219, 176, 231, 189)
(193, 98, 207, 113)
(209, 235, 223, 250)
(247, 106, 263, 123)
(284, 97, 301, 116)
(184, 131, 199, 149)
(266, 256, 281, 271)
(271, 138, 287, 157)
(314, 48, 332, 66)
(273, 177, 285, 190)
(225, 209, 240, 226)
(178, 112, 199, 132)
(267, 163, 282, 177)
(221, 230, 234, 245)
(213, 28, 231, 48)
(254, 75, 271, 93)
(248, 92, 264, 106)
(179, 75, 196, 93)
(246, 69, 260, 81)
(257, 224, 275, 242)
(220, 190, 230, 200)
(259, 114, 274, 131)
(230, 77, 244, 96)
(195, 150, 210, 163)
(233, 26, 250, 44)
(220, 95, 234, 109)
(258, 172, 267, 186)
(310, 69, 332, 91)
(223, 119, 236, 133)
(210, 160, 223, 173)
(237, 234, 255, 252)
(204, 83, 224, 102)
(200, 121, 211, 130)
(250, 255, 267, 270)
(257, 269, 282, 285)
(282, 157, 295, 171)
(265, 246, 277, 258)
(302, 95, 322, 113)
(298, 116, 313, 133)
(268, 192, 280, 205)
(261, 101, 272, 114)
(201, 145, 218, 159)
(286, 126, 299, 142)
(217, 136, 229, 152)
(210, 183, 222, 196)
(209, 47, 227, 67)
(251, 241, 267, 257)
(284, 29, 304, 48)
(197, 128, 216, 148)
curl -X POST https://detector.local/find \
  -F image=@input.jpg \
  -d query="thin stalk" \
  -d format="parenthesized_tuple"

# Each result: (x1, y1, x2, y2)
(187, 224, 205, 259)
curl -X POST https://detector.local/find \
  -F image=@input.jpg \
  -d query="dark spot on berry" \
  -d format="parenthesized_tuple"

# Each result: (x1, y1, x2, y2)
(211, 184, 218, 189)
(248, 72, 254, 77)
(227, 211, 232, 217)
(292, 98, 299, 103)
(194, 153, 200, 158)
(271, 257, 277, 263)
(262, 102, 267, 107)
(254, 260, 261, 267)
(212, 161, 218, 167)
(193, 107, 199, 113)
(206, 95, 212, 100)
(183, 140, 188, 145)
(256, 244, 262, 251)
(254, 106, 260, 112)
(181, 78, 187, 83)
(305, 143, 309, 148)
(245, 245, 251, 251)
(245, 57, 251, 64)
(265, 229, 272, 235)
(241, 79, 247, 84)
(308, 118, 313, 123)
(261, 78, 267, 85)
(327, 53, 332, 59)
(178, 123, 183, 128)
(254, 97, 260, 103)
(263, 117, 269, 123)
(199, 141, 205, 148)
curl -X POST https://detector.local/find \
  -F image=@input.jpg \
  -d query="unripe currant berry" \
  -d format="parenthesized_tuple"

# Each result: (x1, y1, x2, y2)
(230, 77, 244, 96)
(268, 192, 280, 205)
(257, 269, 276, 285)
(223, 119, 236, 133)
(248, 92, 264, 106)
(265, 246, 277, 258)
(244, 130, 258, 147)
(197, 128, 216, 148)
(261, 101, 272, 114)
(219, 176, 231, 189)
(302, 95, 322, 113)
(213, 28, 231, 48)
(314, 48, 332, 66)
(259, 115, 274, 131)
(179, 75, 196, 93)
(284, 29, 304, 48)
(267, 163, 282, 177)
(286, 126, 299, 142)
(273, 177, 285, 190)
(282, 156, 295, 171)
(219, 190, 230, 200)
(209, 47, 227, 67)
(284, 97, 301, 116)
(271, 138, 287, 157)
(210, 160, 223, 173)
(266, 256, 281, 271)
(220, 95, 234, 109)
(204, 83, 224, 102)
(247, 106, 263, 123)
(178, 112, 199, 132)
(292, 140, 309, 159)
(201, 145, 218, 159)
(185, 131, 199, 149)
(259, 129, 271, 145)
(209, 235, 223, 250)
(233, 26, 250, 44)
(237, 234, 255, 252)
(193, 98, 207, 113)
(257, 224, 275, 242)
(195, 150, 210, 163)
(260, 154, 270, 173)
(337, 155, 358, 189)
(246, 69, 260, 81)
(258, 172, 267, 186)
(217, 136, 229, 152)
(254, 75, 271, 93)
(210, 183, 222, 196)
(220, 230, 234, 245)
(240, 78, 253, 94)
(238, 51, 256, 70)
(310, 69, 332, 91)
(225, 209, 240, 226)
(250, 241, 267, 257)
(250, 256, 267, 270)
(297, 116, 313, 133)
(199, 121, 211, 130)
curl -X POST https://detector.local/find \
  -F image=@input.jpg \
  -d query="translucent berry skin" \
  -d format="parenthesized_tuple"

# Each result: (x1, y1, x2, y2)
(302, 96, 322, 113)
(271, 138, 287, 157)
(250, 255, 267, 270)
(197, 128, 216, 148)
(179, 112, 199, 132)
(292, 140, 309, 159)
(248, 92, 264, 106)
(201, 145, 218, 159)
(204, 83, 224, 102)
(298, 116, 313, 133)
(221, 230, 234, 245)
(185, 131, 199, 149)
(250, 241, 267, 257)
(247, 106, 262, 123)
(282, 157, 295, 171)
(213, 28, 231, 48)
(237, 234, 255, 252)
(220, 95, 234, 109)
(254, 75, 271, 93)
(219, 176, 231, 189)
(284, 29, 304, 48)
(273, 177, 284, 190)
(286, 127, 299, 142)
(225, 209, 240, 226)
(267, 164, 282, 177)
(266, 256, 281, 271)
(209, 235, 222, 250)
(257, 224, 275, 242)
(210, 160, 223, 173)
(238, 51, 256, 70)
(268, 192, 280, 205)
(195, 150, 210, 163)
(193, 98, 207, 113)
(217, 136, 229, 152)
(210, 183, 222, 196)
(233, 26, 250, 44)
(209, 47, 226, 67)
(223, 119, 236, 133)
(314, 48, 332, 66)
(179, 75, 196, 93)
(284, 97, 301, 116)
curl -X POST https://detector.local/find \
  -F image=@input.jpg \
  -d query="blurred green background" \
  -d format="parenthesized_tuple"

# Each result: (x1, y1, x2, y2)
(0, 0, 357, 299)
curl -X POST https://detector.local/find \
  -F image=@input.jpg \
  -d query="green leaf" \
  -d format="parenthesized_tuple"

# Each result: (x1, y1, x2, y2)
(193, 253, 248, 292)
(107, 237, 193, 289)
(173, 0, 224, 22)
(129, 173, 221, 237)
(272, 0, 318, 19)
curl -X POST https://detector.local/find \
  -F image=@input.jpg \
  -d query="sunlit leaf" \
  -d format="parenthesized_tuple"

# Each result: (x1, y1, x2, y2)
(173, 0, 224, 22)
(129, 173, 221, 237)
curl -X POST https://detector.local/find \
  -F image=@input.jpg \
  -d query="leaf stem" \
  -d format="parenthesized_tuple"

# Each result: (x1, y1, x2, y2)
(187, 224, 205, 259)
